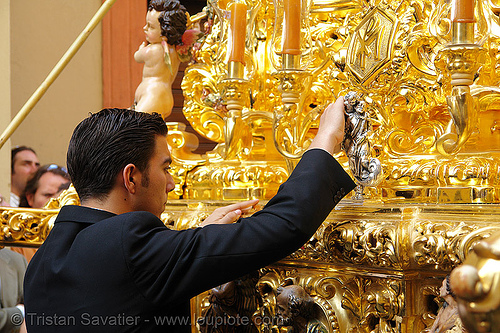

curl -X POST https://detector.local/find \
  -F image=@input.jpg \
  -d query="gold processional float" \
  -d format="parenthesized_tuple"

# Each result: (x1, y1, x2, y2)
(2, 0, 500, 331)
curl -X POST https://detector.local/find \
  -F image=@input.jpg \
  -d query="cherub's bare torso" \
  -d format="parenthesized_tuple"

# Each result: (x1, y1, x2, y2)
(134, 41, 180, 119)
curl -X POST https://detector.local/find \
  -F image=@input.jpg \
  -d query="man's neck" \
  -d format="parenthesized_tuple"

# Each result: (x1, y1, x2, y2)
(81, 192, 132, 216)
(11, 186, 22, 197)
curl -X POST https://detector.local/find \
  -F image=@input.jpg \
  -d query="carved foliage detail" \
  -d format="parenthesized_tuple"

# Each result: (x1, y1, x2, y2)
(342, 277, 404, 333)
(290, 220, 399, 268)
(412, 221, 500, 269)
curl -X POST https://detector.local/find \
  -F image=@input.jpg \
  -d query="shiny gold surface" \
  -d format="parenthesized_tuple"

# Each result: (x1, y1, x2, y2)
(177, 0, 500, 203)
(3, 0, 500, 332)
(188, 200, 500, 333)
(179, 0, 500, 330)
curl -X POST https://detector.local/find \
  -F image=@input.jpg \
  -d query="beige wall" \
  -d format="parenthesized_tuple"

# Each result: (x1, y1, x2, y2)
(0, 0, 11, 200)
(10, 0, 103, 168)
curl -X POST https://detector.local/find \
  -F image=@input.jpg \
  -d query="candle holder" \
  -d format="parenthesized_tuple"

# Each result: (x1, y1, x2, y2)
(210, 0, 260, 80)
(271, 0, 315, 172)
(270, 0, 313, 70)
(273, 64, 313, 172)
(434, 21, 487, 156)
(220, 61, 252, 159)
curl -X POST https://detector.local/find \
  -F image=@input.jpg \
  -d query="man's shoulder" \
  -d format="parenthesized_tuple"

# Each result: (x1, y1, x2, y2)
(56, 205, 159, 224)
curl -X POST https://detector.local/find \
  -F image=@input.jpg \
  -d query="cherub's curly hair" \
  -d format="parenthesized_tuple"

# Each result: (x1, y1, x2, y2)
(148, 0, 187, 45)
(445, 275, 456, 299)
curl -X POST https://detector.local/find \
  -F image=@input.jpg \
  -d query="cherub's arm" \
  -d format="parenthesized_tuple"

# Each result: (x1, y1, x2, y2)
(134, 42, 148, 63)
(134, 42, 164, 65)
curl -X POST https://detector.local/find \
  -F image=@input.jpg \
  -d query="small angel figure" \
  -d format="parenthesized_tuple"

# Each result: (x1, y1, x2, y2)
(275, 285, 328, 333)
(429, 275, 466, 333)
(134, 0, 202, 120)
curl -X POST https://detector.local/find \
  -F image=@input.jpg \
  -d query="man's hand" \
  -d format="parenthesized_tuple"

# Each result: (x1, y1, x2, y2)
(200, 199, 259, 227)
(307, 96, 345, 155)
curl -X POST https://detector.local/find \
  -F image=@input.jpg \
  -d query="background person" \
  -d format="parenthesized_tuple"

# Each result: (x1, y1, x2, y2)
(0, 248, 27, 333)
(12, 164, 70, 263)
(10, 146, 40, 207)
(19, 164, 71, 209)
(429, 275, 465, 333)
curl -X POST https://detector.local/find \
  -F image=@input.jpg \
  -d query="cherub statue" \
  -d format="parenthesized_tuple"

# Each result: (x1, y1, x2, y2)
(275, 285, 327, 333)
(198, 272, 261, 333)
(134, 0, 201, 120)
(428, 275, 466, 333)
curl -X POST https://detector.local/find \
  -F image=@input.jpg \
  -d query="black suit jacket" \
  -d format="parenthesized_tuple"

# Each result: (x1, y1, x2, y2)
(24, 149, 355, 333)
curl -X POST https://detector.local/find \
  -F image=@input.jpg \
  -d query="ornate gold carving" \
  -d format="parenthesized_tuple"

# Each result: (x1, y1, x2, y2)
(412, 222, 500, 269)
(177, 0, 500, 202)
(341, 277, 404, 332)
(289, 219, 398, 269)
(347, 6, 398, 85)
(255, 269, 341, 333)
(185, 162, 288, 200)
(0, 208, 57, 247)
(249, 268, 404, 333)
(0, 185, 79, 247)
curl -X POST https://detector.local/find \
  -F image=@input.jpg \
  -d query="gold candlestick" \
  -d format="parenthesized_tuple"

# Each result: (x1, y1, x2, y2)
(273, 53, 314, 172)
(434, 5, 485, 156)
(221, 61, 251, 159)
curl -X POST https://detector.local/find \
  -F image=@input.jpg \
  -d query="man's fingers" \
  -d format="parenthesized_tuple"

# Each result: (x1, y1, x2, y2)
(219, 199, 259, 215)
(217, 209, 242, 225)
(199, 200, 259, 227)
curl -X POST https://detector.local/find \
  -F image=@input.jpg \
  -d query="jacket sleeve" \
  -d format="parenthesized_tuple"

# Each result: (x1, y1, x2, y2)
(123, 149, 356, 306)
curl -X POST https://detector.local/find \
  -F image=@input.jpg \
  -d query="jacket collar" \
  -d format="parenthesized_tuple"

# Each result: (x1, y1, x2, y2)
(55, 205, 117, 225)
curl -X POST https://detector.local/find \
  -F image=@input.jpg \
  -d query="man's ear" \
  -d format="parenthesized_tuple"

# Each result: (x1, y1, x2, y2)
(26, 193, 35, 207)
(123, 164, 138, 194)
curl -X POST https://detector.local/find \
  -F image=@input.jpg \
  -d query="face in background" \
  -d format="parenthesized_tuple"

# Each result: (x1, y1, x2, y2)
(132, 135, 175, 218)
(11, 150, 40, 196)
(27, 172, 69, 208)
(144, 9, 163, 44)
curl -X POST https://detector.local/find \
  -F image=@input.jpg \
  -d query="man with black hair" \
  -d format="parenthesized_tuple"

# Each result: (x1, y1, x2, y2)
(24, 97, 355, 332)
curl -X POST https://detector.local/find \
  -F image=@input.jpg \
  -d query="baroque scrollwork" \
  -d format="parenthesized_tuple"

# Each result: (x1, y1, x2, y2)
(0, 209, 57, 246)
(412, 221, 500, 269)
(324, 221, 397, 268)
(289, 219, 398, 269)
(341, 277, 403, 333)
(0, 185, 80, 246)
(255, 269, 341, 333)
